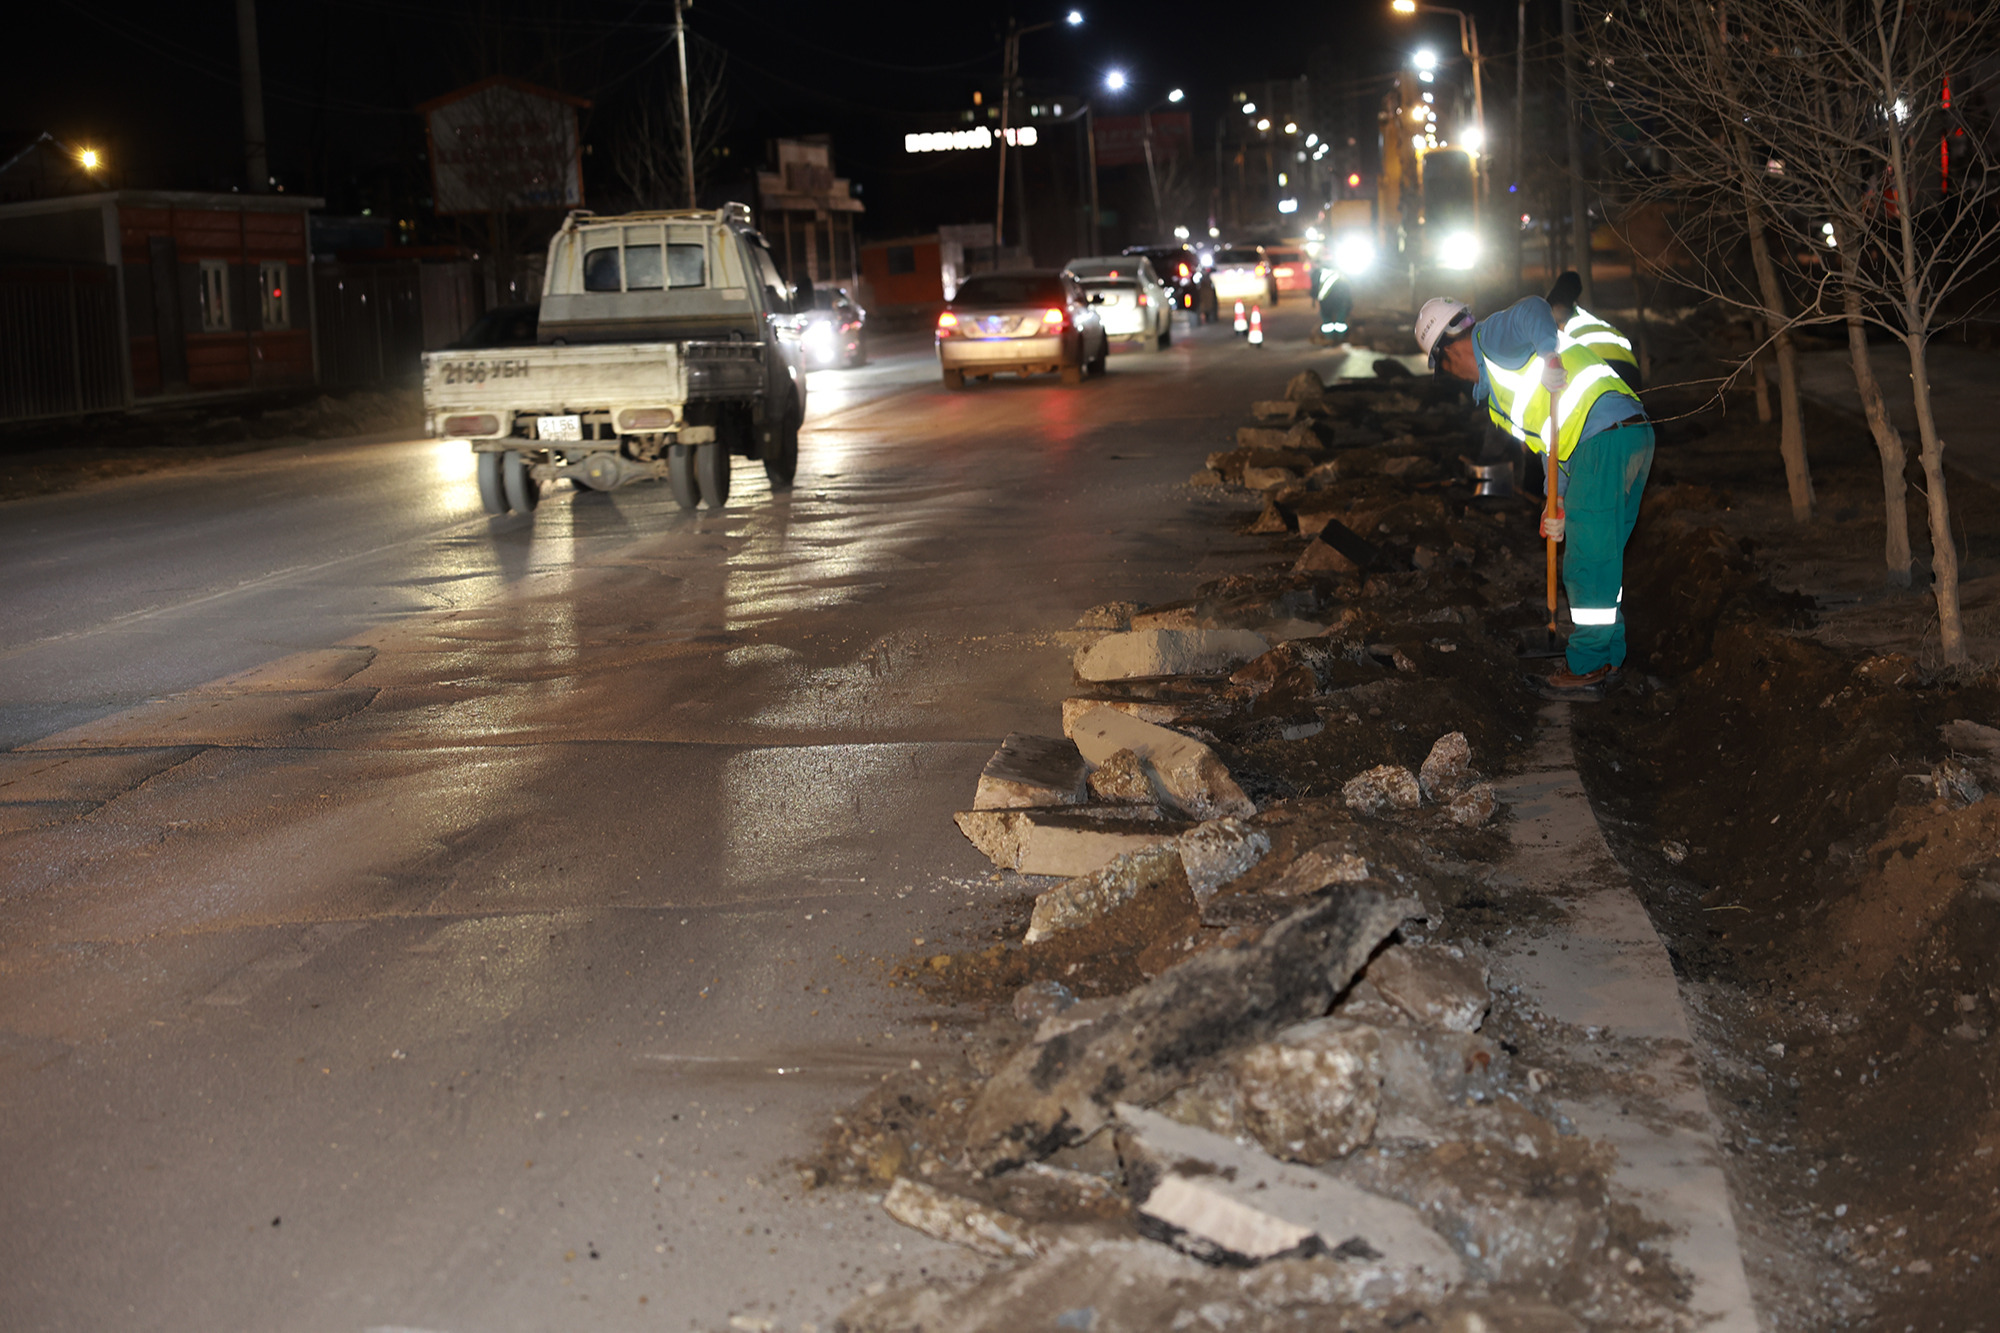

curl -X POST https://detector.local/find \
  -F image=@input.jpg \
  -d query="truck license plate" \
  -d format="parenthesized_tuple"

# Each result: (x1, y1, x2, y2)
(537, 415, 582, 441)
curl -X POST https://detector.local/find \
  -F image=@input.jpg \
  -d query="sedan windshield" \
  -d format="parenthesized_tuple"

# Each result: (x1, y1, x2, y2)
(954, 275, 1066, 306)
(1212, 249, 1263, 266)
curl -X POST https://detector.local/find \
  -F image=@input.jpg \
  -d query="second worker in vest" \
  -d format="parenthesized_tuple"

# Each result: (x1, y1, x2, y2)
(1547, 270, 1641, 393)
(1415, 295, 1654, 700)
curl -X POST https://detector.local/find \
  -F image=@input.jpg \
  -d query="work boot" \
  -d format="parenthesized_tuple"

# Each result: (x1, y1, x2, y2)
(1532, 664, 1622, 701)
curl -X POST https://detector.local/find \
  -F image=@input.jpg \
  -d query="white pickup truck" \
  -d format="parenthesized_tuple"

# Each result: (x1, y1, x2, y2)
(421, 203, 807, 515)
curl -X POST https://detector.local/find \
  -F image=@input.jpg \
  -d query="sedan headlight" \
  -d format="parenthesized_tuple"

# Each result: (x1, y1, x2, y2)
(1332, 234, 1374, 275)
(1439, 230, 1480, 271)
(803, 319, 837, 362)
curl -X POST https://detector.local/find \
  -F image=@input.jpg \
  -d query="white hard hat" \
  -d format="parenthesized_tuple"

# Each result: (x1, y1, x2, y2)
(1415, 297, 1474, 363)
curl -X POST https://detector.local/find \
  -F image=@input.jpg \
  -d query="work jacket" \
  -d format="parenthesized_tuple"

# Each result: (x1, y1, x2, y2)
(1482, 340, 1643, 462)
(1558, 305, 1638, 371)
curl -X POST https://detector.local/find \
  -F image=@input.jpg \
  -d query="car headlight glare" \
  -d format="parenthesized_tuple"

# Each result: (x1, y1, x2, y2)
(1439, 231, 1480, 270)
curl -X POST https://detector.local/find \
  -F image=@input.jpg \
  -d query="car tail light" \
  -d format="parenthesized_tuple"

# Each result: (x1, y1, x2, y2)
(617, 407, 678, 431)
(937, 310, 958, 334)
(1042, 307, 1066, 327)
(443, 414, 500, 437)
(1256, 264, 1269, 275)
(1137, 293, 1150, 307)
(1178, 262, 1190, 277)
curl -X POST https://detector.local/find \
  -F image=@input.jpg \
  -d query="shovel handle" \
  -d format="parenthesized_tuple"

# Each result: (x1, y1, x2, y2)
(1542, 424, 1561, 634)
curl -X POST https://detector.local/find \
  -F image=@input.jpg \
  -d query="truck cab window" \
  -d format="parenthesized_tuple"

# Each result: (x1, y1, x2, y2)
(749, 243, 791, 316)
(667, 243, 706, 289)
(583, 247, 622, 292)
(625, 245, 664, 291)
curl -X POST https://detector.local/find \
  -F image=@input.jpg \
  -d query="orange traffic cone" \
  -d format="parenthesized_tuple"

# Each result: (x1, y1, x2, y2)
(1248, 305, 1264, 347)
(1232, 300, 1248, 335)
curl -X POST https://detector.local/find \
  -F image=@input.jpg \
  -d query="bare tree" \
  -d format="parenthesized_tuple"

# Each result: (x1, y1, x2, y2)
(1592, 0, 2000, 662)
(1587, 0, 1815, 521)
(613, 34, 729, 211)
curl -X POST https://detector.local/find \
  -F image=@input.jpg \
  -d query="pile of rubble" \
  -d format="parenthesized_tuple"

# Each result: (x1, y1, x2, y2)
(811, 371, 1693, 1332)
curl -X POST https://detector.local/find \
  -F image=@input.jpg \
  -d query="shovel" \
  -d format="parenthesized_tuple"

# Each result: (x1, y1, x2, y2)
(1515, 421, 1568, 659)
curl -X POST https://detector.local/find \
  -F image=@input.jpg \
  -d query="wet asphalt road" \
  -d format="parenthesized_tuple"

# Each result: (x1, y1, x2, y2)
(0, 304, 1383, 1331)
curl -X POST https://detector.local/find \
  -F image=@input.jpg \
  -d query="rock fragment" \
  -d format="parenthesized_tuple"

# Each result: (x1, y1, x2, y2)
(1060, 696, 1203, 736)
(1075, 601, 1139, 630)
(1012, 980, 1078, 1025)
(1445, 783, 1498, 827)
(1121, 1104, 1463, 1285)
(1264, 841, 1373, 896)
(1087, 747, 1156, 804)
(1173, 816, 1271, 901)
(1418, 731, 1474, 801)
(1159, 1019, 1382, 1164)
(973, 733, 1089, 810)
(1023, 843, 1196, 945)
(1242, 465, 1299, 491)
(1296, 519, 1388, 575)
(965, 887, 1411, 1170)
(1365, 944, 1491, 1032)
(1069, 707, 1255, 819)
(1073, 628, 1270, 682)
(1343, 764, 1422, 814)
(1252, 399, 1301, 421)
(953, 805, 1190, 876)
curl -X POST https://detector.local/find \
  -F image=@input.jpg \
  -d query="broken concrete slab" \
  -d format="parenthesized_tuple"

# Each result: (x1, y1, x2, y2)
(1121, 1103, 1463, 1287)
(1252, 399, 1302, 422)
(1061, 696, 1205, 737)
(1285, 369, 1327, 401)
(1073, 628, 1270, 683)
(1236, 425, 1297, 452)
(1264, 841, 1374, 896)
(1069, 707, 1256, 819)
(1087, 747, 1156, 804)
(883, 1177, 1048, 1259)
(1174, 816, 1271, 901)
(1343, 764, 1422, 814)
(1075, 601, 1140, 630)
(964, 886, 1410, 1170)
(1242, 465, 1300, 491)
(1365, 944, 1491, 1033)
(1158, 1019, 1382, 1165)
(953, 805, 1189, 876)
(973, 733, 1089, 810)
(1024, 843, 1197, 945)
(1418, 732, 1474, 801)
(1296, 520, 1389, 576)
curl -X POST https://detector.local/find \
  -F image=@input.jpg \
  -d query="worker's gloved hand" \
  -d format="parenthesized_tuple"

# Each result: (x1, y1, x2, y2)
(1540, 511, 1566, 541)
(1541, 354, 1569, 396)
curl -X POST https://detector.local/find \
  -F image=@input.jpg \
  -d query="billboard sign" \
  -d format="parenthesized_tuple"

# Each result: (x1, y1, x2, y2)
(420, 77, 590, 216)
(1093, 112, 1193, 168)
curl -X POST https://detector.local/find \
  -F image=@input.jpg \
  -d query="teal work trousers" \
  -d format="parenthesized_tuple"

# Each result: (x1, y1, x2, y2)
(1557, 421, 1654, 674)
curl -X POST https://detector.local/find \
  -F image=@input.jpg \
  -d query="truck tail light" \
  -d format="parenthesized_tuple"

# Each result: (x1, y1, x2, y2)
(617, 407, 678, 431)
(1042, 307, 1066, 328)
(1178, 262, 1190, 277)
(937, 310, 958, 333)
(443, 414, 500, 437)
(1137, 293, 1150, 307)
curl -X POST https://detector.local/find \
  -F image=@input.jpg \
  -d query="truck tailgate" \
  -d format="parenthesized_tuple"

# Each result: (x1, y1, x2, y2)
(421, 341, 766, 416)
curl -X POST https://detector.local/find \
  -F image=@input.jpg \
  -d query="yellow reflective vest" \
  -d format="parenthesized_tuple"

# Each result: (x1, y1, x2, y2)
(1558, 305, 1637, 370)
(1482, 340, 1643, 462)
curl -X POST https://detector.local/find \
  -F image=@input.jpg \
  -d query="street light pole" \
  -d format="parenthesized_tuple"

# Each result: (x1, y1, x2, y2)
(674, 0, 696, 208)
(1392, 3, 1487, 227)
(995, 21, 1018, 262)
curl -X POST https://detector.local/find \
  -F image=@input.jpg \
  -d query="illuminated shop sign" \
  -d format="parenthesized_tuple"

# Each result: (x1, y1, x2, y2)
(904, 126, 1038, 153)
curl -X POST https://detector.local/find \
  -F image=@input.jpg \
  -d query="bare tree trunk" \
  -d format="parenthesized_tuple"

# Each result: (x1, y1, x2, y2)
(1752, 319, 1773, 423)
(1882, 48, 1965, 663)
(1832, 222, 1911, 585)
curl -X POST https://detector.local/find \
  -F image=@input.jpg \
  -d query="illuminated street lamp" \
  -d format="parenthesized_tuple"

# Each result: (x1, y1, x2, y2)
(1167, 88, 1184, 103)
(78, 148, 101, 172)
(1104, 69, 1127, 92)
(996, 10, 1085, 261)
(1392, 1, 1486, 204)
(1066, 8, 1083, 22)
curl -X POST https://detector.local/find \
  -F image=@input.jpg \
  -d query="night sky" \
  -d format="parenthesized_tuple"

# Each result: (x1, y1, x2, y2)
(9, 1, 1515, 237)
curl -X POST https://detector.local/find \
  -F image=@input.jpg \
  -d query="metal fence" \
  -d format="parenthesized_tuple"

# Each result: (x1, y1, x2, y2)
(0, 264, 125, 423)
(313, 260, 483, 388)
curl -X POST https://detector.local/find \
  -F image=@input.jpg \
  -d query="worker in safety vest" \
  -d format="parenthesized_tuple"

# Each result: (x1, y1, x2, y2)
(1547, 270, 1641, 392)
(1416, 295, 1654, 699)
(1313, 264, 1353, 342)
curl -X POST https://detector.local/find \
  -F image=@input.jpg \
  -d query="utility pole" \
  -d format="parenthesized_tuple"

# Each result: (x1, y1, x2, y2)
(1561, 0, 1593, 305)
(675, 0, 697, 208)
(995, 22, 1018, 262)
(235, 0, 268, 192)
(1513, 0, 1525, 289)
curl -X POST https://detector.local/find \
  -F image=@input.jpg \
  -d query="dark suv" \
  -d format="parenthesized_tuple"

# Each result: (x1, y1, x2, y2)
(1121, 245, 1215, 323)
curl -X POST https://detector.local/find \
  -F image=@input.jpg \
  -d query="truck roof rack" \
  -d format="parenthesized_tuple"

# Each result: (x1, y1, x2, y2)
(559, 203, 755, 231)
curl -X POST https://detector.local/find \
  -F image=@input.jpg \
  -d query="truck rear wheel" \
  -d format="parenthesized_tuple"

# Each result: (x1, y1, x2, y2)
(667, 444, 698, 511)
(763, 400, 800, 489)
(695, 440, 730, 509)
(502, 450, 540, 514)
(476, 452, 507, 515)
